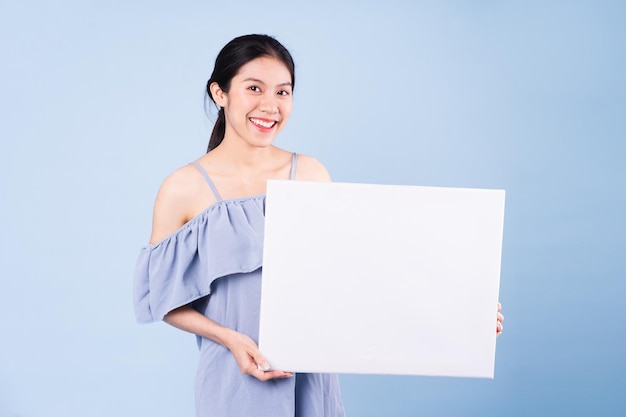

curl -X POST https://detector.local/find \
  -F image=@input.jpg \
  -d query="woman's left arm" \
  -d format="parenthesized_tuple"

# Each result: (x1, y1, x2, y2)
(496, 302, 504, 336)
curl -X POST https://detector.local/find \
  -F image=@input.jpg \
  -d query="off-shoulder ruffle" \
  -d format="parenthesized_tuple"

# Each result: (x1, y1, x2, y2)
(133, 196, 266, 323)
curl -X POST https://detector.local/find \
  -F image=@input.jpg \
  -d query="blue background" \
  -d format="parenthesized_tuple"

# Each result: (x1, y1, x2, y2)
(1, 1, 624, 416)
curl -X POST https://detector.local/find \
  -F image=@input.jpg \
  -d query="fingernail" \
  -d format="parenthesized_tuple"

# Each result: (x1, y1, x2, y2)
(257, 362, 270, 371)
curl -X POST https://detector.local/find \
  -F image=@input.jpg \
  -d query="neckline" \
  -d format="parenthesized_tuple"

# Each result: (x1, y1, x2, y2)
(192, 152, 297, 202)
(145, 193, 266, 249)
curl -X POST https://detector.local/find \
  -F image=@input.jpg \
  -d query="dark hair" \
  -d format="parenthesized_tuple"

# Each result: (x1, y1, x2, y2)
(206, 34, 295, 152)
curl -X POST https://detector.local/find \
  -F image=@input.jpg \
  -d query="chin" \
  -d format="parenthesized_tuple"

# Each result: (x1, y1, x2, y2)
(248, 135, 279, 149)
(246, 139, 275, 149)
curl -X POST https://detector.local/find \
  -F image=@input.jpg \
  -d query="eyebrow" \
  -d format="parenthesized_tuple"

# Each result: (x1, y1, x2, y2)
(243, 78, 293, 88)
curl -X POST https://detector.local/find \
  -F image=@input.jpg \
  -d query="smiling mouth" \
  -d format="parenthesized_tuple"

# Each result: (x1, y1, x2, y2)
(249, 117, 277, 129)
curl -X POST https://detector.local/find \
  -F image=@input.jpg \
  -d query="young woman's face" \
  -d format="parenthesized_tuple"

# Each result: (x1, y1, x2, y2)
(217, 56, 293, 149)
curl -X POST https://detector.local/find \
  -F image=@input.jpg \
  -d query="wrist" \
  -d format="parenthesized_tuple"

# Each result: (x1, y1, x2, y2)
(217, 326, 238, 350)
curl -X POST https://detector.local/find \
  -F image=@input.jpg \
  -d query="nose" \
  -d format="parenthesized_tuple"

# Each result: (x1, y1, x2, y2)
(259, 92, 279, 115)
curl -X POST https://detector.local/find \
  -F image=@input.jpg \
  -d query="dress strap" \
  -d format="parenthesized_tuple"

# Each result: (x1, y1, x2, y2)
(192, 161, 222, 201)
(289, 152, 298, 180)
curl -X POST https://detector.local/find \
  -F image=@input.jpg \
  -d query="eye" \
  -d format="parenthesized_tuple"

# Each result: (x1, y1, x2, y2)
(248, 86, 261, 92)
(277, 90, 291, 96)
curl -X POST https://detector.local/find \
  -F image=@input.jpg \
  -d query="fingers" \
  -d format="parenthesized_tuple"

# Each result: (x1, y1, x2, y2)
(228, 333, 293, 381)
(249, 350, 270, 372)
(246, 353, 293, 381)
(243, 360, 292, 381)
(265, 370, 293, 380)
(250, 368, 294, 381)
(496, 302, 504, 336)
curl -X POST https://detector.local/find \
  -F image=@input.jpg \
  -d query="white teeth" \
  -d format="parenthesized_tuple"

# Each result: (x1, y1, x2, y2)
(250, 118, 275, 128)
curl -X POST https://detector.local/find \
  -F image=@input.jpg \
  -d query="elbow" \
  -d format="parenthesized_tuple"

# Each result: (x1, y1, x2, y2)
(163, 304, 191, 324)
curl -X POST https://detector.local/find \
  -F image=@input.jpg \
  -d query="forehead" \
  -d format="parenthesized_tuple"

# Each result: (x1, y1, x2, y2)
(234, 56, 292, 85)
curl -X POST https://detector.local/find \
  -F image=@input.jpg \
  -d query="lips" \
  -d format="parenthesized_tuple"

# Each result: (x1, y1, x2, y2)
(249, 117, 277, 129)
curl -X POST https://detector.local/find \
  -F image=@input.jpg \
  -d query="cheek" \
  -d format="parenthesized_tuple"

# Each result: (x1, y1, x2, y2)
(227, 93, 254, 112)
(280, 101, 293, 117)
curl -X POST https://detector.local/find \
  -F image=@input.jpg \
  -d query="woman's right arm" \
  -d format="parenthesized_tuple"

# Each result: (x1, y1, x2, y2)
(163, 306, 292, 381)
(149, 169, 291, 381)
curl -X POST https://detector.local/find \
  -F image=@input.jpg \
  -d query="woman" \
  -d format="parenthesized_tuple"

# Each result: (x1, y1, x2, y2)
(134, 34, 504, 417)
(134, 34, 345, 417)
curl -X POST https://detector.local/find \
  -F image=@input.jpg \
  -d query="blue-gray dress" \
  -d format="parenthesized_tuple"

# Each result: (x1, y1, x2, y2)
(134, 153, 345, 417)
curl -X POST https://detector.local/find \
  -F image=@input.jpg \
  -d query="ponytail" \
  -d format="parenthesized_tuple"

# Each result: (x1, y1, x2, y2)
(207, 107, 225, 152)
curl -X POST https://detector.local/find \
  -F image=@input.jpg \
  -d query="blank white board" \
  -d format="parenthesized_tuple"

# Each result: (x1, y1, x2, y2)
(259, 180, 505, 378)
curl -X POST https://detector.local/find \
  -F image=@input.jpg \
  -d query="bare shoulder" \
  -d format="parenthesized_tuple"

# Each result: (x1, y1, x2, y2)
(295, 154, 331, 182)
(149, 164, 208, 244)
(155, 165, 200, 207)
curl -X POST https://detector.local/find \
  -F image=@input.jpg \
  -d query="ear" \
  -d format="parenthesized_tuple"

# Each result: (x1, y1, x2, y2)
(209, 82, 228, 107)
